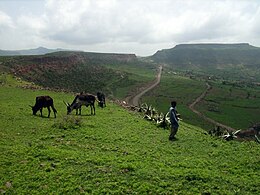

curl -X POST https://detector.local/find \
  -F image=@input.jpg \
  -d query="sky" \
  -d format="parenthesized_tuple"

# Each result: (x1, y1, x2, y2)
(0, 0, 260, 56)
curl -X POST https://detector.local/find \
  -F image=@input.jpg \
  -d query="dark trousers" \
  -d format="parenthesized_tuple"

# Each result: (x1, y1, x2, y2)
(169, 125, 178, 140)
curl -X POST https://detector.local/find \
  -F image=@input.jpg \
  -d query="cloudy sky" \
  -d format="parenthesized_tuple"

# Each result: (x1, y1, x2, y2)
(0, 0, 260, 56)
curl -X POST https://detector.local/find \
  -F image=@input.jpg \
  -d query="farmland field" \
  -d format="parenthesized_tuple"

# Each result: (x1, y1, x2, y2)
(195, 82, 260, 130)
(141, 71, 213, 129)
(141, 68, 260, 131)
(0, 75, 259, 194)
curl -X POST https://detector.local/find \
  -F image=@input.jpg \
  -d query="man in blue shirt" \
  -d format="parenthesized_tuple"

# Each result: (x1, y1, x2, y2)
(169, 101, 179, 141)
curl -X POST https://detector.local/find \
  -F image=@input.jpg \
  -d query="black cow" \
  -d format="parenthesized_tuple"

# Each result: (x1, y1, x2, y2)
(30, 96, 57, 118)
(64, 93, 96, 115)
(97, 92, 106, 108)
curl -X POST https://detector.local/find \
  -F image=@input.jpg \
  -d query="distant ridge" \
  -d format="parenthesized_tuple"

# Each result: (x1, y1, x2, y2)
(173, 43, 256, 49)
(151, 43, 260, 67)
(0, 47, 73, 56)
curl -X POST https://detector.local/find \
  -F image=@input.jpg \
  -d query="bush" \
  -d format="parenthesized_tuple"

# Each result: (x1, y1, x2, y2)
(52, 115, 83, 130)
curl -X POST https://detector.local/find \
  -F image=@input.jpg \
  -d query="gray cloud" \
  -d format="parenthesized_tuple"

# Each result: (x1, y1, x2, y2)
(0, 0, 260, 56)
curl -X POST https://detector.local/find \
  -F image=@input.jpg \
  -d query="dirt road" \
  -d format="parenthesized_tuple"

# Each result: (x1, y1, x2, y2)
(127, 65, 162, 106)
(189, 82, 236, 132)
(127, 66, 235, 132)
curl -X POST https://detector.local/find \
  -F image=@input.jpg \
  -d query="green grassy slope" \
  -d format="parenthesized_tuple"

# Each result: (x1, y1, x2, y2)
(0, 76, 259, 194)
(196, 82, 260, 129)
(141, 68, 260, 130)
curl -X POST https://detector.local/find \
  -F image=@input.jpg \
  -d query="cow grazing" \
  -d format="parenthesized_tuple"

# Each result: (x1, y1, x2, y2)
(64, 93, 96, 115)
(97, 92, 106, 108)
(30, 96, 57, 118)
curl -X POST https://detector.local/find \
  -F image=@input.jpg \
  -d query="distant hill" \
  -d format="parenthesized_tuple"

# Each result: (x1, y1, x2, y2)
(149, 43, 260, 82)
(0, 51, 154, 98)
(151, 43, 260, 68)
(0, 47, 71, 56)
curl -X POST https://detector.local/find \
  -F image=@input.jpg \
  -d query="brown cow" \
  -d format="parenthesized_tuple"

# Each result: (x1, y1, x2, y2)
(30, 96, 57, 118)
(97, 92, 106, 108)
(64, 93, 97, 115)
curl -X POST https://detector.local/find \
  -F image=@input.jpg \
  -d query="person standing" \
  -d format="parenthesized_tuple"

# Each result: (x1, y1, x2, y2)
(169, 100, 179, 141)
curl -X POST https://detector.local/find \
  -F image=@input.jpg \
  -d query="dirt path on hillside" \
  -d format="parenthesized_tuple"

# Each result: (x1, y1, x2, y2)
(126, 65, 162, 106)
(126, 67, 236, 132)
(189, 82, 236, 132)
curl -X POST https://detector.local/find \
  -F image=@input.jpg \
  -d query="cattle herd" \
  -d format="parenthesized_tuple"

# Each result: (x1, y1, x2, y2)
(30, 92, 106, 118)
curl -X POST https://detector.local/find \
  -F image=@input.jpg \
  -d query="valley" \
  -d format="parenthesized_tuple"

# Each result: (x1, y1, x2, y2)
(0, 44, 259, 194)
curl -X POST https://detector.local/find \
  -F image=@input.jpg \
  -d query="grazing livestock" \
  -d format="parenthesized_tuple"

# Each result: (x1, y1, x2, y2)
(30, 96, 57, 118)
(64, 93, 96, 115)
(97, 92, 106, 108)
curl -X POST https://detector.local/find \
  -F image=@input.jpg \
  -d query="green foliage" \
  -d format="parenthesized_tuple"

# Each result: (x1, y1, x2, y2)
(0, 74, 259, 194)
(139, 103, 171, 129)
(52, 115, 83, 130)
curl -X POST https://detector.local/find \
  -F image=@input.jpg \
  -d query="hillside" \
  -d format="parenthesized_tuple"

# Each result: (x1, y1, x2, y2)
(1, 45, 259, 132)
(0, 51, 156, 99)
(152, 43, 260, 67)
(0, 76, 259, 194)
(151, 43, 260, 82)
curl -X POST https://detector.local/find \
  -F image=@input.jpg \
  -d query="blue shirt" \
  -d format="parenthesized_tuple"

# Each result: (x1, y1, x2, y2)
(169, 106, 179, 127)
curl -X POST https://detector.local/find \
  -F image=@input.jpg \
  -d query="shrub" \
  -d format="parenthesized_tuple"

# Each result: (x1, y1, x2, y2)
(52, 115, 83, 130)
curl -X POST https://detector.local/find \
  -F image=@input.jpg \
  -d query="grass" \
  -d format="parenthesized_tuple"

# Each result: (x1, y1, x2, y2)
(141, 71, 213, 129)
(0, 75, 259, 194)
(104, 61, 157, 99)
(196, 82, 260, 129)
(141, 69, 260, 131)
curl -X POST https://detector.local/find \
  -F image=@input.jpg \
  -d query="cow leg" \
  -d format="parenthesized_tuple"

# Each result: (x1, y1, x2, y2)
(89, 105, 93, 115)
(40, 108, 43, 117)
(51, 105, 57, 118)
(92, 104, 95, 115)
(47, 107, 51, 118)
(79, 107, 81, 115)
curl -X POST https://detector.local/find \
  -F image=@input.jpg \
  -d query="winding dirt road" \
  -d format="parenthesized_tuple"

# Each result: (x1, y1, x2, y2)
(189, 82, 236, 132)
(127, 65, 162, 106)
(127, 66, 235, 132)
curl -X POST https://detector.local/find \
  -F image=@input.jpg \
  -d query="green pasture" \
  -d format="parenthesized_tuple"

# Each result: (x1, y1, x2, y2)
(141, 72, 213, 129)
(1, 75, 259, 194)
(196, 83, 260, 130)
(141, 69, 260, 130)
(105, 61, 157, 99)
(107, 71, 154, 100)
(104, 60, 156, 79)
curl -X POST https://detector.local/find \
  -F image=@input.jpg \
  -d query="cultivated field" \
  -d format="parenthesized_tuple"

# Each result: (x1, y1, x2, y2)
(0, 75, 259, 194)
(141, 71, 213, 129)
(141, 68, 260, 131)
(195, 82, 260, 130)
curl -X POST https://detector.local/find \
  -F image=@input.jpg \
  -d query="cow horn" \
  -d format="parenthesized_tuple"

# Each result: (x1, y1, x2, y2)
(63, 101, 69, 107)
